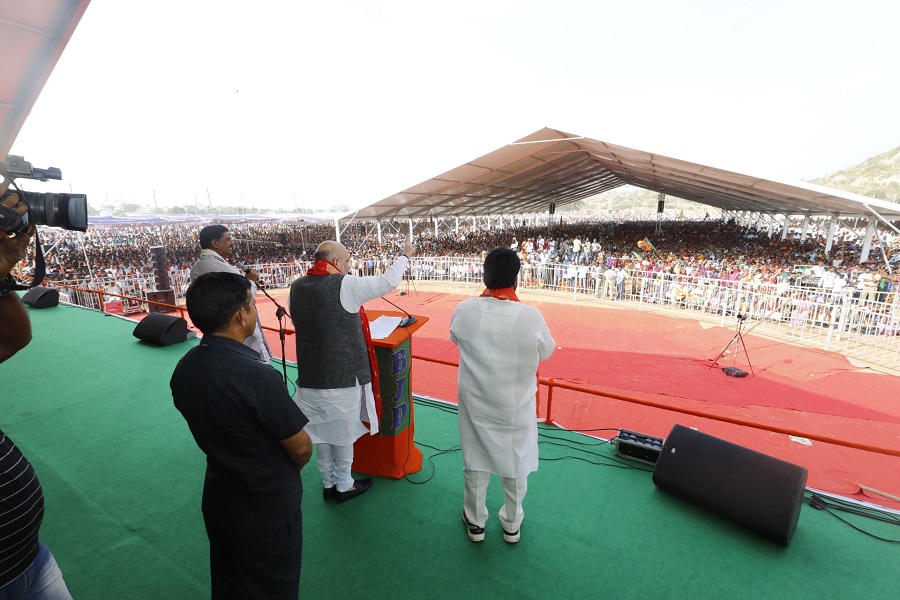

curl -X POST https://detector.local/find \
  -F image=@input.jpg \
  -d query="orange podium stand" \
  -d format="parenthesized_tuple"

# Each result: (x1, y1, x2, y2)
(352, 310, 427, 479)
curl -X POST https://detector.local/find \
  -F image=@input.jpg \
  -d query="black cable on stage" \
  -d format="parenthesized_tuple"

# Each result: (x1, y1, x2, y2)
(410, 400, 900, 538)
(400, 400, 654, 484)
(805, 493, 900, 544)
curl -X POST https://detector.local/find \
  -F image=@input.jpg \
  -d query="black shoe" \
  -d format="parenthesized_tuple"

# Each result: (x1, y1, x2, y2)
(503, 527, 520, 543)
(462, 511, 485, 542)
(334, 478, 372, 504)
(323, 486, 335, 501)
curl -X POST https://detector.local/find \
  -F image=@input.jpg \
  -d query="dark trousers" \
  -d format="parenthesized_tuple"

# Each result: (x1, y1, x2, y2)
(204, 513, 302, 600)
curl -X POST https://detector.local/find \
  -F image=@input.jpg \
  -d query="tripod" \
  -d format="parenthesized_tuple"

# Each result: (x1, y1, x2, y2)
(398, 258, 418, 296)
(709, 313, 755, 377)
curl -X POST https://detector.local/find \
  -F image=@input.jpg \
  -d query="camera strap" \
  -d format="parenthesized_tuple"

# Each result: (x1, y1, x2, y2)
(0, 210, 46, 293)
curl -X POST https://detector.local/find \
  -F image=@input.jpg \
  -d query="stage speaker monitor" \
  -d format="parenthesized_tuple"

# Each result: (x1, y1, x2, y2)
(132, 313, 188, 346)
(22, 286, 59, 309)
(652, 424, 807, 546)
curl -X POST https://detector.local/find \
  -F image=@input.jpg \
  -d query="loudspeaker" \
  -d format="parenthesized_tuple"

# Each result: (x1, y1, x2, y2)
(132, 313, 188, 346)
(652, 424, 807, 546)
(22, 286, 59, 309)
(146, 290, 177, 313)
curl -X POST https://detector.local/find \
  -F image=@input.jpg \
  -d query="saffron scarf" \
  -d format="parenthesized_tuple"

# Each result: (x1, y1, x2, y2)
(479, 287, 520, 302)
(306, 259, 383, 422)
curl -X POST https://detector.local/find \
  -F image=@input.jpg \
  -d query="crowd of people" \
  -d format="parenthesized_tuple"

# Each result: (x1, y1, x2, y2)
(16, 213, 900, 300)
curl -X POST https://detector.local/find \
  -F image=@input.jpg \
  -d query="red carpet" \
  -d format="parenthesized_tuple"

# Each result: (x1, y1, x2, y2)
(171, 290, 900, 507)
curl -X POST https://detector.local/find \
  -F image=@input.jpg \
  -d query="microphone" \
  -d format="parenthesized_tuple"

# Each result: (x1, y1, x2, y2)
(236, 262, 266, 287)
(380, 295, 417, 327)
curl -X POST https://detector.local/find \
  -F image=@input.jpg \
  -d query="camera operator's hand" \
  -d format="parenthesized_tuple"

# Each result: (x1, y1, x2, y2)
(402, 236, 416, 259)
(0, 190, 33, 279)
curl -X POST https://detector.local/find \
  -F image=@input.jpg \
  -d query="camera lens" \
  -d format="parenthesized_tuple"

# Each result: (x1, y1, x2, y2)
(21, 192, 88, 232)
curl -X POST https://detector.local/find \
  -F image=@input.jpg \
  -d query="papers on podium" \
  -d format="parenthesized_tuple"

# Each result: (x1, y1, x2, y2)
(369, 315, 402, 340)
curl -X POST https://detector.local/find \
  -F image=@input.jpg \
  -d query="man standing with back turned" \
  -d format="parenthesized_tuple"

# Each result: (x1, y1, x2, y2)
(450, 248, 555, 544)
(171, 272, 312, 598)
(290, 236, 416, 503)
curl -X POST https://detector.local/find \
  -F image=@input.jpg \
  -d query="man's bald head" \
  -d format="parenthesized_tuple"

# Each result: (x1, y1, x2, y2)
(314, 241, 347, 261)
(314, 240, 350, 273)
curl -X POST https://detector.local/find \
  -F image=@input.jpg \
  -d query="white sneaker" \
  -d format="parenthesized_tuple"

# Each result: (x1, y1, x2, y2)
(503, 527, 520, 543)
(462, 512, 485, 542)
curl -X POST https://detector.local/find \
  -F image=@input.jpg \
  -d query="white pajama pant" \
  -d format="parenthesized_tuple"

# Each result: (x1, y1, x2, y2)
(463, 468, 528, 533)
(315, 443, 355, 492)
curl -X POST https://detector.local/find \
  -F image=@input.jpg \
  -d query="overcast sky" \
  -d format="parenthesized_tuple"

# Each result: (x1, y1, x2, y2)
(10, 0, 900, 213)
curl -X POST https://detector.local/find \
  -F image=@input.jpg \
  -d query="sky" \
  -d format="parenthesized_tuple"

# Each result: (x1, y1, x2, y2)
(10, 0, 900, 213)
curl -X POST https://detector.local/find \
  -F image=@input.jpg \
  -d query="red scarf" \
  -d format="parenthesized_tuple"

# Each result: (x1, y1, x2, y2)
(306, 259, 382, 423)
(480, 287, 520, 302)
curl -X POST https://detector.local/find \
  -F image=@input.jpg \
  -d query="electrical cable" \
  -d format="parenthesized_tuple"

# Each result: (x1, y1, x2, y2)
(410, 399, 899, 546)
(805, 493, 900, 543)
(402, 399, 655, 484)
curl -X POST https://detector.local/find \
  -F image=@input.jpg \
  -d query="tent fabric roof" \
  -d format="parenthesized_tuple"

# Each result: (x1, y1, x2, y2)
(346, 127, 900, 223)
(0, 0, 90, 159)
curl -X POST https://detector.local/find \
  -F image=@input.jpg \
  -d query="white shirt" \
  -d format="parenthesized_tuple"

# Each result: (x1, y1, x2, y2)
(191, 249, 271, 363)
(450, 296, 555, 478)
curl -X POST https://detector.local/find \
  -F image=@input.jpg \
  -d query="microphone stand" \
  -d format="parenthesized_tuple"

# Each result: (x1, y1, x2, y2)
(256, 282, 291, 387)
(380, 295, 417, 327)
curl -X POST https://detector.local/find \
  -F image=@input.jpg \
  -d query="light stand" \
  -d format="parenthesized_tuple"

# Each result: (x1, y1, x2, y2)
(398, 257, 418, 297)
(709, 313, 755, 377)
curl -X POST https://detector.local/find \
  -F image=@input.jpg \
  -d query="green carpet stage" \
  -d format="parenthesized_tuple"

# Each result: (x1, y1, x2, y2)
(4, 302, 898, 598)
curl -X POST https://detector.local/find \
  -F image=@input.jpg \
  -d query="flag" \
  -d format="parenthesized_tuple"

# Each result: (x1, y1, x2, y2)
(637, 237, 655, 252)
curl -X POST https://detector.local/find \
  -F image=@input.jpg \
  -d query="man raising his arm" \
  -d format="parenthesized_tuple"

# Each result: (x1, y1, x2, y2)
(289, 236, 415, 503)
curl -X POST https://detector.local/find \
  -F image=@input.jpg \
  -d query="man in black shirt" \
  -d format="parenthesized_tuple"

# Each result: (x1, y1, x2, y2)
(0, 190, 73, 599)
(171, 272, 312, 599)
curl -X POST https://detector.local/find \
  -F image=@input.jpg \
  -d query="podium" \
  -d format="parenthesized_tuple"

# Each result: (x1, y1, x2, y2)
(352, 310, 427, 479)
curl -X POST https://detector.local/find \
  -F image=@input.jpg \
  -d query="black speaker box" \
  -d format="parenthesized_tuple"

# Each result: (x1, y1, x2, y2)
(652, 424, 807, 546)
(146, 290, 177, 314)
(132, 313, 188, 346)
(22, 286, 60, 309)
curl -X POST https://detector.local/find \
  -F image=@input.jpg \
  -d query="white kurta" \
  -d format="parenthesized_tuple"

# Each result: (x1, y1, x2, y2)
(295, 256, 409, 446)
(450, 296, 555, 478)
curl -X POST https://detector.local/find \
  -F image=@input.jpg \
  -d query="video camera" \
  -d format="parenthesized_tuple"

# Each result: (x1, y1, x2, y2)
(0, 155, 88, 233)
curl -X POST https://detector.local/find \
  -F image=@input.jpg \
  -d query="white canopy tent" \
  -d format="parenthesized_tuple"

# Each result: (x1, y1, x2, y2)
(0, 1, 91, 159)
(341, 127, 900, 263)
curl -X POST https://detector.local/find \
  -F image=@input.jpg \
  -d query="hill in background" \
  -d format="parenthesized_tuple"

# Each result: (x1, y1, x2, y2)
(808, 146, 900, 202)
(566, 145, 900, 214)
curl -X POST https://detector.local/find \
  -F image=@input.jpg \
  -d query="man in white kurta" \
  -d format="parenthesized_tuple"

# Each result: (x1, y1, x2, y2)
(450, 248, 555, 543)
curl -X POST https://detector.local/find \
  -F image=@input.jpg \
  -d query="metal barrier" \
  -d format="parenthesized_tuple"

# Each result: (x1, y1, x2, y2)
(31, 270, 900, 460)
(45, 256, 900, 368)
